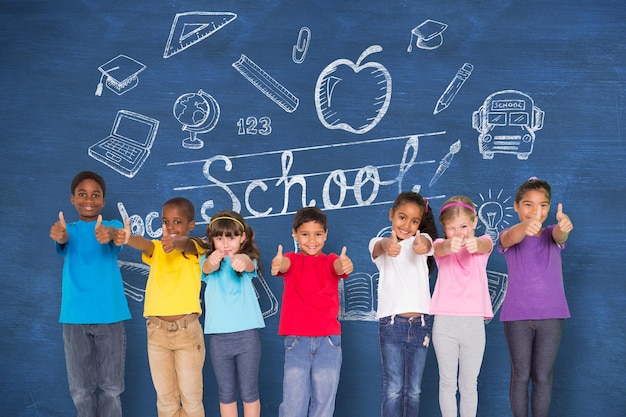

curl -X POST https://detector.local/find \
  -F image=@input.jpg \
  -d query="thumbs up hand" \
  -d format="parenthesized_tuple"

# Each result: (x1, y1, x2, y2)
(161, 228, 176, 253)
(338, 246, 354, 275)
(50, 211, 69, 244)
(412, 230, 430, 254)
(524, 210, 543, 237)
(114, 218, 131, 246)
(387, 230, 402, 257)
(271, 245, 284, 276)
(94, 215, 112, 244)
(555, 203, 573, 234)
(465, 236, 479, 253)
(207, 250, 225, 269)
(450, 236, 465, 253)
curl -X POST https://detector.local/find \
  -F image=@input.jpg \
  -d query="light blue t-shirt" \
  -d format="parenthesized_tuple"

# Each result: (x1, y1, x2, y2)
(56, 219, 131, 324)
(200, 255, 265, 334)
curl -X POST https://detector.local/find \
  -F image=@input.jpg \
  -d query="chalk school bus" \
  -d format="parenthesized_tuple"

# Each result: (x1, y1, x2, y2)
(472, 90, 544, 160)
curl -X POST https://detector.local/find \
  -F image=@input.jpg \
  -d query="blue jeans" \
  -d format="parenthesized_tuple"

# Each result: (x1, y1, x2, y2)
(278, 335, 342, 417)
(379, 315, 430, 417)
(504, 319, 563, 417)
(63, 322, 126, 417)
(209, 329, 261, 403)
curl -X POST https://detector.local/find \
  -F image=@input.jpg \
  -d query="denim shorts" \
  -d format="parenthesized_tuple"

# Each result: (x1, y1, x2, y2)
(209, 329, 261, 403)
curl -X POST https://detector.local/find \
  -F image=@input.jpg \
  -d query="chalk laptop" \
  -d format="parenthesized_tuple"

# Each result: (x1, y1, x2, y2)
(88, 110, 159, 178)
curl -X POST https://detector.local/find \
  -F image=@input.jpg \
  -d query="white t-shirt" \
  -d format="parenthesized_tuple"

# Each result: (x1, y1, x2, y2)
(369, 235, 433, 319)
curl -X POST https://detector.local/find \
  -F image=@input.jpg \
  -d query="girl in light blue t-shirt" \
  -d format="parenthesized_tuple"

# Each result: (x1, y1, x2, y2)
(199, 210, 265, 417)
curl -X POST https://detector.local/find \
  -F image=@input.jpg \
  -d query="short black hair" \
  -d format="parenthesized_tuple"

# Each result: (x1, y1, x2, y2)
(293, 206, 327, 232)
(71, 171, 106, 197)
(163, 197, 195, 221)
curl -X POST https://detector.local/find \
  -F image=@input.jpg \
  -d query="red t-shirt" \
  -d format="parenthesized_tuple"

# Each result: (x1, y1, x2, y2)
(277, 252, 347, 336)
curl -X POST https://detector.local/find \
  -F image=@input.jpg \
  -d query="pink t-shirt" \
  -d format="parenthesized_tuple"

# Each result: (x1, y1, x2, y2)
(430, 235, 494, 319)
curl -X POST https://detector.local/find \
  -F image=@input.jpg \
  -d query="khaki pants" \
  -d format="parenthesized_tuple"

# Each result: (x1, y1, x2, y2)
(146, 315, 205, 417)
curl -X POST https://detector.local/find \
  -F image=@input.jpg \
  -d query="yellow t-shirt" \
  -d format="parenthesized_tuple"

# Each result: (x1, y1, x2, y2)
(142, 240, 204, 317)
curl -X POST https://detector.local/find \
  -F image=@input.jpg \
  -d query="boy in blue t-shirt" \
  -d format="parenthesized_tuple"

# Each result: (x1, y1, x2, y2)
(50, 171, 131, 417)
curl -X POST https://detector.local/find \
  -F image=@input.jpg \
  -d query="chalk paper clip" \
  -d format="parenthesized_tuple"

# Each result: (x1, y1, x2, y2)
(232, 54, 299, 113)
(292, 27, 311, 64)
(407, 19, 448, 52)
(96, 55, 146, 96)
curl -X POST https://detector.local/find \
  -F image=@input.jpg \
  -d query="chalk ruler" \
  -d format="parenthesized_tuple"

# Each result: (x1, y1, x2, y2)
(232, 54, 300, 113)
(163, 11, 237, 59)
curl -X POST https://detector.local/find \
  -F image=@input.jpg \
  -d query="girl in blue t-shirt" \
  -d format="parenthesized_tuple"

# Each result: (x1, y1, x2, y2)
(199, 210, 265, 417)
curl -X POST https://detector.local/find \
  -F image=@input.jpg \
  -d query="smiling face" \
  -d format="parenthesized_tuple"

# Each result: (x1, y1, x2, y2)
(161, 204, 195, 237)
(70, 178, 105, 221)
(514, 189, 550, 223)
(389, 202, 423, 241)
(293, 220, 327, 256)
(443, 212, 478, 240)
(212, 233, 245, 256)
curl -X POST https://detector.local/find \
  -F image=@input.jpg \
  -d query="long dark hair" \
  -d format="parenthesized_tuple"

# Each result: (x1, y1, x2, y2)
(199, 210, 261, 270)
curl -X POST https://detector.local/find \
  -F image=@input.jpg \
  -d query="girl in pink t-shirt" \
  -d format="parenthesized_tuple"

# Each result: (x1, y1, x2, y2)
(431, 196, 493, 417)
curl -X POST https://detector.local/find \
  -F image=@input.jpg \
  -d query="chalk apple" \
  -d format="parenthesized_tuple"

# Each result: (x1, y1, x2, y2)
(315, 45, 392, 134)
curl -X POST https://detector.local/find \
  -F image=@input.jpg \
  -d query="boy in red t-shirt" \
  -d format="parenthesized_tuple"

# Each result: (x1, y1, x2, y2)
(271, 206, 354, 417)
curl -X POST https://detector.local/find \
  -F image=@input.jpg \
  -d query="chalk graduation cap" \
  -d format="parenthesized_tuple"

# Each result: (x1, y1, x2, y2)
(95, 55, 146, 96)
(407, 19, 448, 52)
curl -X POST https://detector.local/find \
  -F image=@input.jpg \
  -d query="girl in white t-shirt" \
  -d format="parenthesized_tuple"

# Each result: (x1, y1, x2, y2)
(431, 196, 493, 417)
(369, 191, 438, 417)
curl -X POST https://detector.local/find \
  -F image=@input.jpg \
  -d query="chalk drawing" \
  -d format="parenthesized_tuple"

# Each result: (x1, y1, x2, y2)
(232, 54, 300, 113)
(95, 54, 146, 96)
(339, 272, 378, 321)
(163, 12, 237, 59)
(315, 45, 392, 134)
(173, 89, 220, 150)
(119, 260, 148, 302)
(434, 63, 473, 114)
(486, 270, 508, 324)
(476, 188, 514, 243)
(407, 19, 448, 51)
(253, 269, 279, 319)
(472, 90, 544, 160)
(237, 116, 272, 136)
(167, 132, 448, 222)
(292, 27, 311, 64)
(429, 139, 461, 186)
(88, 110, 159, 178)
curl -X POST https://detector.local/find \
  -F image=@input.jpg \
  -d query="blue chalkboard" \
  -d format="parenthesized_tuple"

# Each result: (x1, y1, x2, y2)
(1, 0, 625, 416)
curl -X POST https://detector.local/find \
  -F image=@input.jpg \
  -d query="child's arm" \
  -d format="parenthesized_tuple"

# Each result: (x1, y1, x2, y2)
(161, 229, 198, 255)
(552, 203, 573, 245)
(412, 231, 432, 255)
(271, 245, 291, 275)
(50, 211, 69, 244)
(126, 235, 155, 257)
(334, 246, 354, 275)
(371, 231, 401, 259)
(119, 219, 155, 256)
(499, 211, 542, 249)
(434, 236, 459, 256)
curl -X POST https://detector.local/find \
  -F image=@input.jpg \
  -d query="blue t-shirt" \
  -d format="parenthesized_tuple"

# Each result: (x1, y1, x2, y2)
(200, 255, 265, 334)
(56, 219, 131, 324)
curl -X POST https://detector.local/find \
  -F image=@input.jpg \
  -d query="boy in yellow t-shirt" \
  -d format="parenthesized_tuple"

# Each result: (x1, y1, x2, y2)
(120, 197, 205, 417)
